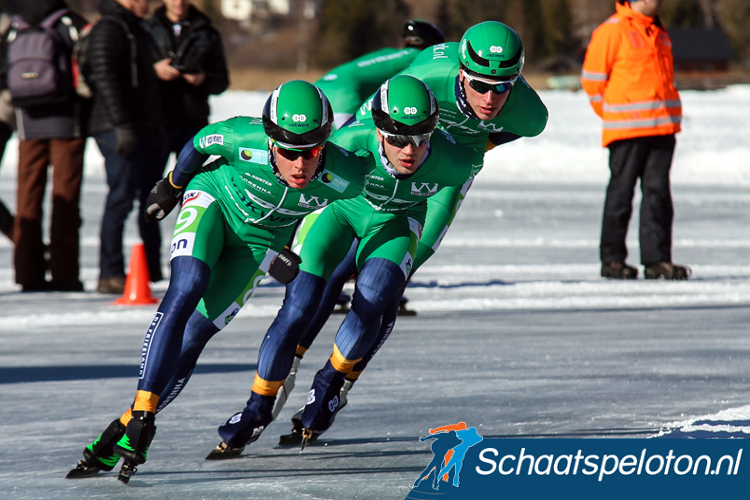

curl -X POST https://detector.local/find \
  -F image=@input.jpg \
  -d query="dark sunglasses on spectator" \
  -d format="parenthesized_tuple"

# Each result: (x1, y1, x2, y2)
(463, 71, 518, 95)
(273, 141, 323, 161)
(380, 130, 432, 148)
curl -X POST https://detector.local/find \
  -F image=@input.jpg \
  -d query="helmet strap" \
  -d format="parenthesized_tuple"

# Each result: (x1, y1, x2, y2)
(454, 74, 479, 120)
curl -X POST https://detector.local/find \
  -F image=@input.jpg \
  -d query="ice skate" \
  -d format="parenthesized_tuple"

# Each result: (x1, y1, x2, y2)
(332, 290, 351, 314)
(66, 418, 126, 478)
(113, 411, 156, 465)
(205, 441, 245, 460)
(397, 295, 417, 316)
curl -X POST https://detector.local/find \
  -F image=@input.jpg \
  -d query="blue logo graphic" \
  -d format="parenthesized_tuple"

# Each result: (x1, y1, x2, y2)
(406, 425, 749, 500)
(409, 423, 484, 496)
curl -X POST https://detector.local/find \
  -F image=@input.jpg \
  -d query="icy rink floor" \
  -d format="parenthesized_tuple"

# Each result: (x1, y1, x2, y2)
(1, 88, 750, 498)
(1, 178, 750, 499)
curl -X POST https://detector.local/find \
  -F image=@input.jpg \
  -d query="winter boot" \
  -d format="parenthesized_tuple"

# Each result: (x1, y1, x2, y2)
(601, 261, 638, 279)
(209, 392, 275, 459)
(644, 262, 691, 280)
(113, 411, 156, 465)
(66, 419, 126, 478)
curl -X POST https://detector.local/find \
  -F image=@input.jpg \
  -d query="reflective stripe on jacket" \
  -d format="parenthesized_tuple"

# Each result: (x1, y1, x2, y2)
(581, 1, 681, 147)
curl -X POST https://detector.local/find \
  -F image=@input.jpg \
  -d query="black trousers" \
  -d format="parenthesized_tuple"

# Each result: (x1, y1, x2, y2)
(600, 134, 676, 265)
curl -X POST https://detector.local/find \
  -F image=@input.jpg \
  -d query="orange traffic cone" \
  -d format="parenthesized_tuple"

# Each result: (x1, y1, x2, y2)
(115, 243, 159, 305)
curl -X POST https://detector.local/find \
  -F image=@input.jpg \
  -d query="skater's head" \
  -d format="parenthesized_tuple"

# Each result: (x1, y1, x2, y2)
(263, 80, 334, 188)
(371, 75, 438, 175)
(401, 20, 445, 50)
(458, 21, 523, 120)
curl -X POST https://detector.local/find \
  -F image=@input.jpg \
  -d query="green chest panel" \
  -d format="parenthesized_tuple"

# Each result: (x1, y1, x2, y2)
(192, 117, 368, 228)
(400, 43, 548, 155)
(331, 119, 473, 212)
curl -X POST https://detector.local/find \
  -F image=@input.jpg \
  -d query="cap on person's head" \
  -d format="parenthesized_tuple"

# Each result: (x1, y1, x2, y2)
(459, 21, 524, 82)
(401, 19, 445, 49)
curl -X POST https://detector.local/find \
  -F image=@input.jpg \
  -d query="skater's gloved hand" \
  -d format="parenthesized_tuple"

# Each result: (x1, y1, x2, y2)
(268, 246, 302, 284)
(114, 125, 137, 156)
(145, 172, 184, 222)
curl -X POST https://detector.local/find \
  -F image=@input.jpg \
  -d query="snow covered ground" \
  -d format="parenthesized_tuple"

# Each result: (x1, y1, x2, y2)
(0, 87, 749, 499)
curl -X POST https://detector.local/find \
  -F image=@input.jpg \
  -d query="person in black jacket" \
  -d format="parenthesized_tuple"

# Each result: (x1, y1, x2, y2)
(145, 0, 228, 163)
(3, 0, 89, 291)
(87, 0, 166, 293)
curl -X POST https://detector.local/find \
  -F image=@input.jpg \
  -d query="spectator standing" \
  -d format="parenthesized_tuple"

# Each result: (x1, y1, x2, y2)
(0, 10, 15, 242)
(4, 0, 89, 291)
(145, 0, 229, 173)
(582, 0, 689, 280)
(87, 0, 165, 293)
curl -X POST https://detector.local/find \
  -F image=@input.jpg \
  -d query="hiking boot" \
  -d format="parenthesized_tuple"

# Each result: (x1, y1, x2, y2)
(644, 262, 691, 280)
(113, 411, 156, 465)
(97, 276, 126, 294)
(66, 418, 126, 478)
(601, 262, 638, 279)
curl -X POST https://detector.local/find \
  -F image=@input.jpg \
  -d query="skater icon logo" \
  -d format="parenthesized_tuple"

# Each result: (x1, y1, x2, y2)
(409, 422, 484, 496)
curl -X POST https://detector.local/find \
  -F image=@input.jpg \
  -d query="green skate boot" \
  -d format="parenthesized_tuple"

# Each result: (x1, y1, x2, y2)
(66, 419, 126, 478)
(113, 411, 156, 483)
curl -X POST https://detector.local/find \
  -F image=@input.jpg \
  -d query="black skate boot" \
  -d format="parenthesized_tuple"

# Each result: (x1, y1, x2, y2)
(208, 392, 274, 460)
(298, 361, 349, 451)
(113, 411, 156, 465)
(332, 290, 351, 314)
(279, 378, 354, 447)
(397, 295, 417, 316)
(66, 419, 126, 478)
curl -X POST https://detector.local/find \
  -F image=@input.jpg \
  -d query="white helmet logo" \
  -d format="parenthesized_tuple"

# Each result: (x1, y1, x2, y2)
(490, 46, 503, 54)
(292, 114, 307, 122)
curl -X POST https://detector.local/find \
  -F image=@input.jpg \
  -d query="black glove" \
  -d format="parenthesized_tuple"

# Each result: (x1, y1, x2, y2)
(268, 247, 302, 284)
(145, 173, 184, 222)
(114, 125, 137, 156)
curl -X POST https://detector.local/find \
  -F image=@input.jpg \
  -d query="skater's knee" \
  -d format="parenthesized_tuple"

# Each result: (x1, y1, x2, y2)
(330, 345, 362, 374)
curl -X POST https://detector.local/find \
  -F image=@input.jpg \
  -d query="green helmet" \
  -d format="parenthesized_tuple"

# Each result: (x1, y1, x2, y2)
(262, 80, 334, 148)
(371, 75, 439, 136)
(459, 21, 524, 81)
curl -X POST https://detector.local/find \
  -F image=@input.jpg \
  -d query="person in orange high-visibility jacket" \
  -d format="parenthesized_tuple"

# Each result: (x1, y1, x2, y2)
(581, 0, 689, 280)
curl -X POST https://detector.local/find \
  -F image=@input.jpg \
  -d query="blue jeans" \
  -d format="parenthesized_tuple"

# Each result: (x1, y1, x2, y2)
(95, 127, 166, 280)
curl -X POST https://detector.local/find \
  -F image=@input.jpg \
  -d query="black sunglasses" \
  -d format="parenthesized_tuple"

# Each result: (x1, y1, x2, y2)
(464, 72, 517, 95)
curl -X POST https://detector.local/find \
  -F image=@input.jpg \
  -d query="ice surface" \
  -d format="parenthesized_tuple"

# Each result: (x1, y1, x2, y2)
(1, 88, 749, 499)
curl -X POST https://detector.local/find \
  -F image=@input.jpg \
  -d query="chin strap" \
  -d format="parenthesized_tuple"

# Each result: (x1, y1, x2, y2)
(454, 74, 479, 120)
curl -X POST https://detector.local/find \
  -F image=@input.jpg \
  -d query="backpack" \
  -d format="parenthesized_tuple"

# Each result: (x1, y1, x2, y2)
(73, 15, 138, 99)
(6, 9, 75, 107)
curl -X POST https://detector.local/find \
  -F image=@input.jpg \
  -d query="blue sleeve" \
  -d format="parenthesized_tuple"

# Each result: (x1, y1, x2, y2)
(171, 140, 210, 188)
(489, 131, 522, 146)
